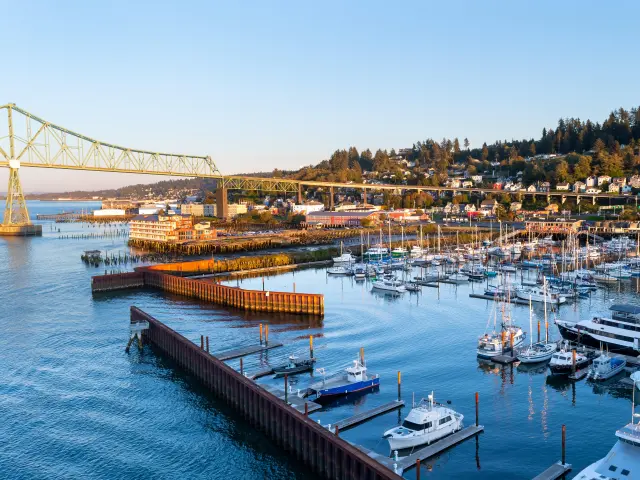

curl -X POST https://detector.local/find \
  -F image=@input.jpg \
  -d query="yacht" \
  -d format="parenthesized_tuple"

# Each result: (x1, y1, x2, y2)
(410, 245, 424, 258)
(449, 272, 469, 283)
(477, 327, 526, 358)
(304, 353, 379, 402)
(549, 344, 592, 375)
(588, 351, 626, 381)
(327, 266, 352, 275)
(610, 304, 640, 322)
(517, 297, 556, 363)
(573, 372, 640, 480)
(556, 314, 640, 357)
(332, 252, 356, 264)
(364, 246, 389, 259)
(352, 264, 367, 279)
(391, 247, 407, 258)
(515, 286, 566, 304)
(371, 278, 406, 293)
(383, 393, 463, 450)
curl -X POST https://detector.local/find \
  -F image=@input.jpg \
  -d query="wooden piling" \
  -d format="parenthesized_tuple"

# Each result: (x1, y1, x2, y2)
(537, 320, 541, 343)
(572, 350, 577, 375)
(266, 324, 269, 346)
(240, 358, 243, 376)
(475, 392, 479, 426)
(562, 424, 566, 465)
(206, 336, 209, 353)
(510, 332, 514, 357)
(284, 374, 288, 404)
(416, 458, 421, 480)
(200, 335, 204, 350)
(335, 425, 339, 437)
(397, 371, 401, 401)
(260, 324, 263, 344)
(310, 335, 314, 358)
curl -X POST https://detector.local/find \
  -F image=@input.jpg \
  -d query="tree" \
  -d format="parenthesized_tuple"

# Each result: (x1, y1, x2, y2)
(528, 142, 536, 157)
(453, 138, 461, 154)
(481, 143, 489, 161)
(593, 138, 606, 157)
(573, 155, 592, 180)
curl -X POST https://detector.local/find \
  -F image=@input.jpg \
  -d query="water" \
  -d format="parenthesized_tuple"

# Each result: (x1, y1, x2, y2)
(1, 201, 638, 479)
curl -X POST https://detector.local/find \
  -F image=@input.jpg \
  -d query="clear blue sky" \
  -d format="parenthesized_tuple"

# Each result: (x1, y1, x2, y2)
(1, 0, 639, 192)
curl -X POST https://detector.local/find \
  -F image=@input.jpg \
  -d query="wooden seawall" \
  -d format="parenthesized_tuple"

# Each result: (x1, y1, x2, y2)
(131, 307, 400, 480)
(91, 271, 324, 316)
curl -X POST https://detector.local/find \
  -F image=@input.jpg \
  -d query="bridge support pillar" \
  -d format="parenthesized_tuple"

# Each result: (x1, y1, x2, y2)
(362, 187, 367, 204)
(216, 186, 228, 220)
(329, 186, 334, 211)
(592, 195, 596, 205)
(576, 195, 581, 205)
(561, 195, 566, 204)
(546, 194, 551, 205)
(297, 184, 302, 204)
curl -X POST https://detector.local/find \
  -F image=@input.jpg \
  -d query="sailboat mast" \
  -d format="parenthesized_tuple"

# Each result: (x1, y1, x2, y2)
(543, 277, 549, 343)
(529, 295, 533, 347)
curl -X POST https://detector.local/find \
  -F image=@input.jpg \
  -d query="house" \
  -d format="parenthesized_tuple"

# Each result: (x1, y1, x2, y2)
(622, 185, 633, 194)
(292, 201, 325, 214)
(462, 180, 473, 188)
(492, 182, 503, 190)
(510, 202, 522, 212)
(556, 182, 570, 191)
(448, 179, 462, 188)
(526, 185, 537, 193)
(612, 177, 627, 186)
(585, 187, 601, 194)
(573, 181, 586, 193)
(480, 199, 499, 216)
(443, 203, 460, 215)
(471, 175, 483, 183)
(464, 204, 477, 214)
(538, 182, 551, 192)
(585, 176, 597, 187)
(629, 175, 640, 188)
(608, 183, 620, 193)
(597, 175, 611, 186)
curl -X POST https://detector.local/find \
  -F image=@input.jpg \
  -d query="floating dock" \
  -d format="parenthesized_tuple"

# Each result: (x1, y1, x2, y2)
(469, 293, 532, 305)
(568, 368, 589, 381)
(358, 425, 484, 474)
(328, 401, 405, 431)
(262, 385, 323, 414)
(249, 367, 275, 380)
(491, 354, 519, 364)
(532, 461, 572, 480)
(216, 342, 283, 361)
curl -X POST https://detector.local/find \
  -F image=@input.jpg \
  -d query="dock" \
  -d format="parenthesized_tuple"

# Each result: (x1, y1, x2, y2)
(249, 367, 275, 380)
(568, 368, 589, 381)
(328, 400, 405, 431)
(469, 293, 531, 305)
(216, 342, 283, 361)
(262, 385, 322, 414)
(492, 354, 519, 364)
(532, 462, 572, 480)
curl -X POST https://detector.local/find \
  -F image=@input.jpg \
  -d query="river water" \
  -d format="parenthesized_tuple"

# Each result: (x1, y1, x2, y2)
(1, 201, 638, 479)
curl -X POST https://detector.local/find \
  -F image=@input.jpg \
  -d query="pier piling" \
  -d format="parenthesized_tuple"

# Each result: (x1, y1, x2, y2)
(397, 371, 401, 401)
(265, 325, 269, 346)
(562, 425, 566, 465)
(335, 425, 339, 436)
(416, 459, 421, 480)
(309, 335, 314, 358)
(206, 336, 209, 353)
(240, 358, 243, 376)
(200, 335, 204, 350)
(475, 392, 479, 426)
(284, 374, 288, 404)
(259, 324, 263, 344)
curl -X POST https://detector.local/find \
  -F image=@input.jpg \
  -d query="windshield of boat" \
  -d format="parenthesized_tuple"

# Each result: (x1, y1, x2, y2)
(401, 420, 431, 431)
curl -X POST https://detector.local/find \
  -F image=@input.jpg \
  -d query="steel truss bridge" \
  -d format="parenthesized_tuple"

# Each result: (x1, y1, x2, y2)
(0, 103, 634, 231)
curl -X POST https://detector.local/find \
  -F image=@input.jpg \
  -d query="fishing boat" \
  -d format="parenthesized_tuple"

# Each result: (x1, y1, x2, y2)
(303, 352, 379, 402)
(382, 392, 463, 450)
(371, 278, 406, 293)
(391, 247, 407, 258)
(517, 296, 556, 363)
(477, 289, 526, 358)
(573, 372, 640, 480)
(588, 351, 626, 381)
(548, 343, 592, 375)
(273, 355, 315, 377)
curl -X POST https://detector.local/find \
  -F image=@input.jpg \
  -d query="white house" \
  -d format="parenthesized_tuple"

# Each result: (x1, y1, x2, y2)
(585, 176, 597, 187)
(480, 199, 499, 216)
(471, 175, 483, 183)
(608, 183, 620, 193)
(585, 187, 601, 194)
(597, 175, 611, 186)
(526, 185, 537, 192)
(291, 201, 325, 214)
(556, 182, 570, 191)
(573, 181, 586, 193)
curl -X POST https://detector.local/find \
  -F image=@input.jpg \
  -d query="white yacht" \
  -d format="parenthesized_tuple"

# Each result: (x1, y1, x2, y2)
(515, 286, 566, 304)
(556, 314, 640, 357)
(588, 351, 626, 381)
(327, 266, 352, 275)
(371, 278, 406, 293)
(548, 344, 591, 375)
(383, 393, 463, 450)
(332, 253, 356, 264)
(477, 327, 526, 358)
(449, 272, 469, 283)
(573, 372, 640, 480)
(410, 245, 424, 258)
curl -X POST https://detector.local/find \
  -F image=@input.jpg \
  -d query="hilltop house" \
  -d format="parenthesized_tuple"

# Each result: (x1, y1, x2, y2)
(629, 175, 640, 188)
(480, 199, 499, 216)
(585, 187, 601, 194)
(556, 182, 570, 191)
(597, 175, 612, 186)
(585, 176, 597, 187)
(608, 183, 620, 193)
(573, 181, 586, 193)
(526, 185, 537, 193)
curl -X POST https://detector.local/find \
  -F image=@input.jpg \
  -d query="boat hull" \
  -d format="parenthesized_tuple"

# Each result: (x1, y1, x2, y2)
(556, 322, 640, 357)
(386, 421, 463, 451)
(316, 377, 380, 401)
(549, 359, 590, 375)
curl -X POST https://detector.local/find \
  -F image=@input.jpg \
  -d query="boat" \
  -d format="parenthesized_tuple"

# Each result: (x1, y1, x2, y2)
(273, 355, 315, 377)
(327, 266, 352, 275)
(410, 245, 424, 258)
(548, 343, 592, 375)
(303, 352, 379, 402)
(382, 392, 463, 451)
(588, 351, 626, 381)
(477, 290, 526, 359)
(371, 278, 406, 293)
(518, 296, 557, 363)
(556, 314, 640, 357)
(484, 285, 506, 297)
(515, 285, 566, 304)
(610, 304, 640, 322)
(332, 253, 356, 264)
(500, 263, 517, 273)
(364, 245, 389, 259)
(352, 264, 367, 279)
(404, 282, 421, 292)
(573, 372, 640, 480)
(448, 272, 468, 283)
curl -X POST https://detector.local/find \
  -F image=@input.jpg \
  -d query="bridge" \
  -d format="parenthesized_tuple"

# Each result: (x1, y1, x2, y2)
(0, 103, 635, 235)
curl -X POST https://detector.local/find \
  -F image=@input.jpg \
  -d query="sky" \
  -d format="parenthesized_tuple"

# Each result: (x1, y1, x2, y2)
(1, 0, 639, 192)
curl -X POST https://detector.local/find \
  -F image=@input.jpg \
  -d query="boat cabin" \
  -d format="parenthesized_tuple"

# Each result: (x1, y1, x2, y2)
(345, 360, 367, 382)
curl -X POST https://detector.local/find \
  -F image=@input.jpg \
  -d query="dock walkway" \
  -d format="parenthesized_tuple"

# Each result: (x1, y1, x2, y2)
(216, 342, 283, 361)
(262, 385, 322, 414)
(532, 462, 572, 480)
(329, 401, 405, 431)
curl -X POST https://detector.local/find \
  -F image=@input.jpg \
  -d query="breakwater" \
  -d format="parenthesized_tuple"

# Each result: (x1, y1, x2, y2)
(130, 306, 400, 480)
(92, 269, 324, 315)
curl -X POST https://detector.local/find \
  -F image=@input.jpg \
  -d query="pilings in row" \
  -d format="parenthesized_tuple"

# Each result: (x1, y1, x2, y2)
(91, 271, 145, 292)
(142, 271, 324, 316)
(131, 307, 398, 480)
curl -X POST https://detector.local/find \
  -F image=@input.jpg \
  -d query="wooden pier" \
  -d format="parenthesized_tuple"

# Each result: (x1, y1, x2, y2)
(249, 367, 276, 380)
(492, 354, 519, 364)
(469, 293, 532, 305)
(532, 462, 572, 480)
(216, 342, 283, 361)
(328, 401, 405, 431)
(568, 368, 589, 381)
(262, 385, 323, 414)
(131, 307, 401, 480)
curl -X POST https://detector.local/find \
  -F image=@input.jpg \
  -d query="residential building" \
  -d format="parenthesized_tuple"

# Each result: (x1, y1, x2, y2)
(608, 183, 620, 193)
(480, 199, 499, 216)
(510, 202, 522, 212)
(612, 177, 627, 186)
(305, 210, 379, 227)
(573, 181, 586, 193)
(597, 175, 612, 186)
(629, 175, 640, 188)
(462, 180, 473, 188)
(471, 175, 483, 183)
(180, 203, 215, 217)
(585, 187, 601, 194)
(556, 182, 570, 191)
(492, 182, 503, 190)
(622, 185, 633, 194)
(526, 185, 537, 193)
(538, 182, 551, 192)
(227, 203, 248, 217)
(585, 176, 597, 187)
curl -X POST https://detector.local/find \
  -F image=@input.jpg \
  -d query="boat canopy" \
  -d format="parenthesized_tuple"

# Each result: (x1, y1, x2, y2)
(610, 304, 640, 314)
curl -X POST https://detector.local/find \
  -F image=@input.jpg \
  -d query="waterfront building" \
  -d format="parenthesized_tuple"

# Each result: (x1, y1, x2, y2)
(304, 210, 378, 227)
(180, 203, 216, 217)
(525, 219, 583, 234)
(291, 201, 325, 214)
(93, 208, 126, 217)
(130, 214, 195, 242)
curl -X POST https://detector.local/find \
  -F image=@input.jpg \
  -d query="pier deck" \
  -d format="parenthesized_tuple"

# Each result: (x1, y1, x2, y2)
(469, 293, 533, 305)
(262, 385, 322, 414)
(216, 342, 283, 361)
(568, 368, 589, 381)
(328, 401, 405, 431)
(532, 461, 572, 480)
(249, 367, 275, 380)
(492, 354, 519, 364)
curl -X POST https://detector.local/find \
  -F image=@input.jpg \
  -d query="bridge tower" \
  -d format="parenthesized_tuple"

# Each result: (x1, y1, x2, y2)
(0, 105, 41, 236)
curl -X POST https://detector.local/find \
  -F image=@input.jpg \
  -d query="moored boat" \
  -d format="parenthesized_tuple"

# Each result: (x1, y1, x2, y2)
(273, 355, 315, 377)
(588, 351, 626, 381)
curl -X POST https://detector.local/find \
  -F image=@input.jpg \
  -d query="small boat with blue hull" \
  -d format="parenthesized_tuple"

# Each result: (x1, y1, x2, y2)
(303, 353, 379, 402)
(588, 351, 627, 381)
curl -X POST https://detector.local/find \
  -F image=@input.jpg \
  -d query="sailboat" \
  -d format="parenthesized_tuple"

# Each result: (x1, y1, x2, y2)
(517, 295, 556, 363)
(477, 284, 526, 359)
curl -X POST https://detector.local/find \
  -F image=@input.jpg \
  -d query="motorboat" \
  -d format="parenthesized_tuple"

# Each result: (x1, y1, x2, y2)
(371, 278, 406, 293)
(556, 315, 640, 357)
(518, 342, 556, 363)
(410, 245, 424, 258)
(273, 355, 315, 377)
(500, 263, 517, 273)
(477, 327, 526, 359)
(610, 304, 640, 322)
(352, 264, 367, 279)
(364, 246, 389, 259)
(383, 392, 463, 451)
(515, 286, 566, 304)
(332, 253, 356, 264)
(484, 285, 506, 297)
(588, 351, 626, 381)
(404, 282, 421, 292)
(573, 372, 640, 480)
(391, 247, 407, 258)
(327, 266, 352, 275)
(303, 353, 379, 402)
(548, 343, 592, 375)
